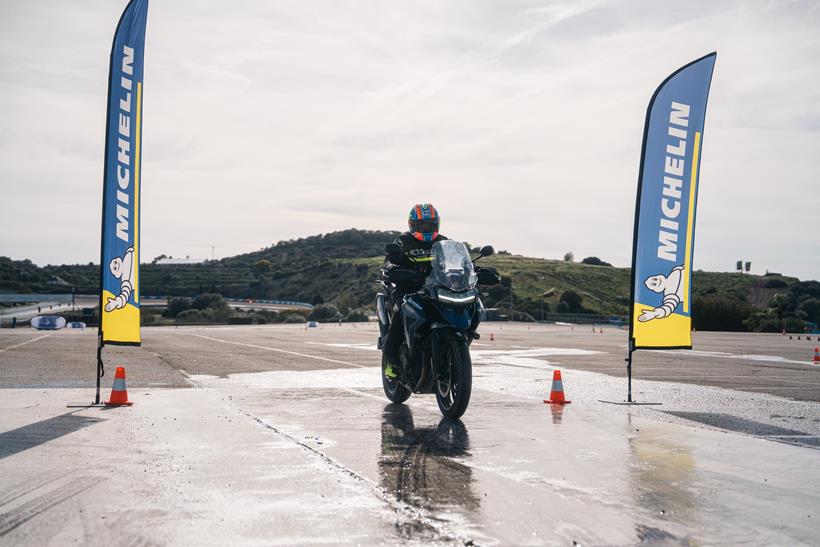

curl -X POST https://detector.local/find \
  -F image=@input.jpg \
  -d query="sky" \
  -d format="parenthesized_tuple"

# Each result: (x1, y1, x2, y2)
(0, 0, 818, 280)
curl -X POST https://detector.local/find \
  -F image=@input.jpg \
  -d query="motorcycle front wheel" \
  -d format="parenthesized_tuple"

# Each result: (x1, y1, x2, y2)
(435, 337, 472, 419)
(382, 351, 411, 403)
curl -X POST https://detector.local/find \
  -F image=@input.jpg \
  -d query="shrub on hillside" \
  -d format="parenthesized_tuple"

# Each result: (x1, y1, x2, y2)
(308, 304, 340, 321)
(581, 257, 612, 267)
(559, 290, 583, 313)
(345, 309, 369, 322)
(191, 293, 231, 321)
(743, 309, 785, 333)
(691, 297, 755, 332)
(227, 316, 254, 325)
(797, 297, 820, 323)
(176, 309, 207, 323)
(164, 297, 192, 318)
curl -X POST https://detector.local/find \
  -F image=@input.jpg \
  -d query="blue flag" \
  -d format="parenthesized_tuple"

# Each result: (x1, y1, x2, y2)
(99, 0, 149, 345)
(630, 53, 716, 349)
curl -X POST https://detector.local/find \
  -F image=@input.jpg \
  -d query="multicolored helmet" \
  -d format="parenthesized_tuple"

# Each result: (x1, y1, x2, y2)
(408, 203, 440, 241)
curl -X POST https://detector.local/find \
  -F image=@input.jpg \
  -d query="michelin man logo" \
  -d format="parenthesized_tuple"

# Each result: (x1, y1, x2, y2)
(638, 265, 684, 322)
(105, 247, 134, 312)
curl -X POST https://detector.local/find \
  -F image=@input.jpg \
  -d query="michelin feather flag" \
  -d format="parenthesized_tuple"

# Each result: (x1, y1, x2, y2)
(99, 0, 148, 346)
(630, 53, 716, 350)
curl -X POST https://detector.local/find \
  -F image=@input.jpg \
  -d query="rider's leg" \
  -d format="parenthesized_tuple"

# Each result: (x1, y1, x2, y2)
(383, 291, 406, 366)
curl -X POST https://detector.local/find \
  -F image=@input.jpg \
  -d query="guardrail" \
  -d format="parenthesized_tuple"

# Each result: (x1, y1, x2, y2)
(224, 298, 314, 309)
(0, 293, 315, 310)
(539, 312, 627, 325)
(0, 293, 75, 303)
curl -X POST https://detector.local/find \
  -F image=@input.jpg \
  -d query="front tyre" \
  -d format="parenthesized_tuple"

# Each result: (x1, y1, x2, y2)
(434, 337, 472, 419)
(382, 352, 411, 403)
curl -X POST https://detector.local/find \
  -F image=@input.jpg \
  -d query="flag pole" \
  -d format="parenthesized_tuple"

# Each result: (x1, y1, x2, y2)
(95, 334, 104, 404)
(93, 0, 134, 406)
(626, 338, 635, 403)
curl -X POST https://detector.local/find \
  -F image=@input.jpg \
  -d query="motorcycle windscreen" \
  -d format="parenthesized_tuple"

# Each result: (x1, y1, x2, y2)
(427, 240, 477, 291)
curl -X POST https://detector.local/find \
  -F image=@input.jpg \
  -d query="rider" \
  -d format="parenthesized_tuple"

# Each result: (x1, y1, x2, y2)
(382, 203, 447, 376)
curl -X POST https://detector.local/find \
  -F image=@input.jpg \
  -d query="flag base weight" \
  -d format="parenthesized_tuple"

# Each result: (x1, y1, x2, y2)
(66, 402, 108, 408)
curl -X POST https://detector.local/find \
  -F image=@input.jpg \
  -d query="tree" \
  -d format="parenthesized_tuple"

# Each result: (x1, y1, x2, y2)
(797, 297, 820, 323)
(191, 293, 231, 321)
(164, 297, 192, 318)
(563, 252, 574, 262)
(691, 297, 755, 332)
(253, 259, 272, 277)
(559, 290, 582, 312)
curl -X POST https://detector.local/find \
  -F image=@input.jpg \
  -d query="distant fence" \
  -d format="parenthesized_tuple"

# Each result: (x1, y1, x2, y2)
(0, 293, 314, 310)
(0, 293, 74, 303)
(224, 298, 313, 309)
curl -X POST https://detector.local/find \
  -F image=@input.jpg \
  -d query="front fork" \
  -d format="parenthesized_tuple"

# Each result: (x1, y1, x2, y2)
(431, 329, 466, 383)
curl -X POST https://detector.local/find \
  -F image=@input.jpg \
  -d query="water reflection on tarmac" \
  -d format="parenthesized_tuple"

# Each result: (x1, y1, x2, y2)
(628, 418, 697, 544)
(379, 404, 478, 529)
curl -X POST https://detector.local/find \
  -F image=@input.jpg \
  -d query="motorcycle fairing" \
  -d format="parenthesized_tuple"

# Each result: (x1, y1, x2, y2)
(402, 295, 427, 353)
(431, 302, 472, 330)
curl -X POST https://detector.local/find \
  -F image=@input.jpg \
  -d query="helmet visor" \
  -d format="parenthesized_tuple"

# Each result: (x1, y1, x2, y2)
(410, 219, 439, 234)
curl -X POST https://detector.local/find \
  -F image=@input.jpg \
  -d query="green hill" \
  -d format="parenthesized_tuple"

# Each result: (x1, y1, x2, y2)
(2, 228, 817, 331)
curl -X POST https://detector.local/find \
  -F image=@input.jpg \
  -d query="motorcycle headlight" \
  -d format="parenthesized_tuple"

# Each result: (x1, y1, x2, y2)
(435, 288, 476, 305)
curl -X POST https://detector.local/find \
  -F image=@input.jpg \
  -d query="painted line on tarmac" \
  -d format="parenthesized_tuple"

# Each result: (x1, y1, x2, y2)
(0, 334, 50, 353)
(190, 334, 369, 368)
(342, 388, 387, 402)
(736, 386, 820, 391)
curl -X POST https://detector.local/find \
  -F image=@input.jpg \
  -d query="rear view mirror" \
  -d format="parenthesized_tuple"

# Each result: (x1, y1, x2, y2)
(477, 269, 500, 286)
(479, 245, 494, 257)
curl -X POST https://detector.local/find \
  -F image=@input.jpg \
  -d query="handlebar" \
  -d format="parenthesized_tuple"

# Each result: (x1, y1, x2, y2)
(383, 268, 425, 284)
(384, 267, 499, 286)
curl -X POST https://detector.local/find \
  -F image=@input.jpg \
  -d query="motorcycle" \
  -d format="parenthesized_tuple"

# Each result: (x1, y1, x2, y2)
(376, 240, 500, 418)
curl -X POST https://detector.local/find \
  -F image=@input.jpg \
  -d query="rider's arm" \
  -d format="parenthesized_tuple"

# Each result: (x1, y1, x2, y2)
(384, 237, 407, 267)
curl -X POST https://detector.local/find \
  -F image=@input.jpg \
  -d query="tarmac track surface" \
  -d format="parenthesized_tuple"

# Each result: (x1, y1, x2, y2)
(1, 323, 819, 545)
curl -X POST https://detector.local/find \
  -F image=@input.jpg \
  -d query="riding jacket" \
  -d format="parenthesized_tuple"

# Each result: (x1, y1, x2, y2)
(384, 232, 448, 293)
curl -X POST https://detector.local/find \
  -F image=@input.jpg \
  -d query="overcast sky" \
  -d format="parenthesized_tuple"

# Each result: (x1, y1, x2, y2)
(1, 0, 818, 279)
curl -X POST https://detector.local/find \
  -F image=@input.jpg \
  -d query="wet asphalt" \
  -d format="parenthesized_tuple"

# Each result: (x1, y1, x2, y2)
(1, 323, 819, 544)
(2, 322, 819, 400)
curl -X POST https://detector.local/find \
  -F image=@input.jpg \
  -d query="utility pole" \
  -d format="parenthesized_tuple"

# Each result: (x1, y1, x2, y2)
(211, 246, 215, 260)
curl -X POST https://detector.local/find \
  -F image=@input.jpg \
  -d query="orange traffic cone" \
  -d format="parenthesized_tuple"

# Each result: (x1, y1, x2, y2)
(813, 347, 820, 364)
(544, 370, 571, 404)
(104, 366, 133, 406)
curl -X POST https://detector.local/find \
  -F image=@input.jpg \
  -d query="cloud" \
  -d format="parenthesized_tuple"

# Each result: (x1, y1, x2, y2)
(0, 0, 817, 279)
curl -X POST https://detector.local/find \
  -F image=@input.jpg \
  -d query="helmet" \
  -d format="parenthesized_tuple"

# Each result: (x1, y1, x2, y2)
(408, 203, 440, 241)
